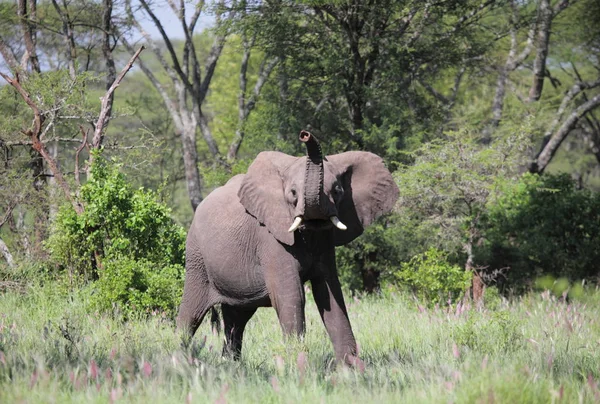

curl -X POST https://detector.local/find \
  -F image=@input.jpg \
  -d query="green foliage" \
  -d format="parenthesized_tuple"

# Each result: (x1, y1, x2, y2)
(200, 158, 252, 189)
(89, 257, 183, 316)
(394, 248, 472, 306)
(46, 153, 185, 314)
(481, 173, 600, 289)
(452, 310, 523, 355)
(395, 128, 532, 254)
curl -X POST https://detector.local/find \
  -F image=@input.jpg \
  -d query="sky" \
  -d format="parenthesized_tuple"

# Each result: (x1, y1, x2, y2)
(136, 3, 214, 40)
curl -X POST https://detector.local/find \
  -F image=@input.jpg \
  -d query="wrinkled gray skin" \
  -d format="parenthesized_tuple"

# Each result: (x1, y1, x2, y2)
(176, 132, 399, 368)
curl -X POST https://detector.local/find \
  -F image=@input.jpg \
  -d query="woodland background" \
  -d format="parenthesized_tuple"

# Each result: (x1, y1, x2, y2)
(1, 1, 600, 402)
(0, 0, 599, 307)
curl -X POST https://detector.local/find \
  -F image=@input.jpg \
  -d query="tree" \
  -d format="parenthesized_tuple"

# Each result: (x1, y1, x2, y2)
(0, 0, 132, 259)
(120, 0, 233, 211)
(235, 0, 498, 162)
(394, 128, 532, 301)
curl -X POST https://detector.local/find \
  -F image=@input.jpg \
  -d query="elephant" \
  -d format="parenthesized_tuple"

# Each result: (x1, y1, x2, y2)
(176, 130, 399, 368)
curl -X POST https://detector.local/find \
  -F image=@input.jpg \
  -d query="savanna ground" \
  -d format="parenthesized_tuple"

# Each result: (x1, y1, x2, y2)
(1, 280, 599, 403)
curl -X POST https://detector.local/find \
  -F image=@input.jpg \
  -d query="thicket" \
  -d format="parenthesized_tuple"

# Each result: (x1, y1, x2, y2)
(337, 131, 600, 301)
(480, 173, 600, 290)
(46, 155, 186, 315)
(1, 0, 599, 313)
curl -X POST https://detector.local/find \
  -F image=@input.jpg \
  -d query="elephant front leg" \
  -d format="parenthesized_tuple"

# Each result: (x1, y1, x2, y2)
(265, 263, 306, 337)
(311, 263, 365, 371)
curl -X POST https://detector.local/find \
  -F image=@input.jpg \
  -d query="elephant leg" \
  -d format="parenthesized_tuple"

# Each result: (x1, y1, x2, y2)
(266, 266, 306, 337)
(311, 256, 364, 371)
(176, 262, 213, 345)
(221, 304, 256, 360)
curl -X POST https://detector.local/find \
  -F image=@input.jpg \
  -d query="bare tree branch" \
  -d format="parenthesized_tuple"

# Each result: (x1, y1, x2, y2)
(120, 37, 184, 131)
(0, 201, 17, 229)
(0, 36, 21, 73)
(138, 0, 193, 92)
(51, 0, 77, 80)
(531, 92, 600, 173)
(89, 45, 145, 153)
(123, 0, 181, 87)
(538, 77, 600, 149)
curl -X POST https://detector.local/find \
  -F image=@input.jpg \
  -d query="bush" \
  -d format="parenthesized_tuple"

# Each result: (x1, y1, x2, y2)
(392, 247, 472, 306)
(46, 153, 186, 314)
(481, 173, 600, 290)
(89, 257, 183, 316)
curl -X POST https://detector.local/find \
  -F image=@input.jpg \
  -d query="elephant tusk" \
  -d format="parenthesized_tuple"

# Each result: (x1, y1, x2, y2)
(288, 216, 303, 232)
(330, 216, 347, 231)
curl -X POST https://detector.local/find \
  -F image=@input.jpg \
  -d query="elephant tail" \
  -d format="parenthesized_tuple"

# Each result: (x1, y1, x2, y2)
(210, 306, 221, 334)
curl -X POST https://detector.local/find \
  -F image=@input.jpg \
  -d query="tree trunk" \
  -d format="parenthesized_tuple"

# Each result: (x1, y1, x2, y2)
(528, 0, 552, 102)
(181, 123, 203, 211)
(29, 147, 47, 256)
(465, 239, 484, 304)
(361, 252, 380, 294)
(0, 237, 15, 268)
(17, 211, 31, 258)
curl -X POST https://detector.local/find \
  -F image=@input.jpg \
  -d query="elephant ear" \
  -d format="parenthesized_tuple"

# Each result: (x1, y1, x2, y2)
(238, 151, 298, 246)
(327, 151, 399, 246)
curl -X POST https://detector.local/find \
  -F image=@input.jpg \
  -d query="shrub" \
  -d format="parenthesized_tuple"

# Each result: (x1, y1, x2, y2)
(392, 247, 472, 306)
(89, 257, 183, 316)
(481, 173, 600, 290)
(46, 153, 186, 314)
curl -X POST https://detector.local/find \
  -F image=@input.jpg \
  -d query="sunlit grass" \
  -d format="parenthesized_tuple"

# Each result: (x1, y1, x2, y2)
(1, 283, 599, 403)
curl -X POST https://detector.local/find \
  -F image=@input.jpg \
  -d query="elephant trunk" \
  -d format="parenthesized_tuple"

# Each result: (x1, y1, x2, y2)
(299, 130, 325, 219)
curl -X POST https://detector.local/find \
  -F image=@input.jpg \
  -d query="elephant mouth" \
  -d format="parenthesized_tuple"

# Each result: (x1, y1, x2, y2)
(298, 219, 333, 231)
(288, 215, 347, 233)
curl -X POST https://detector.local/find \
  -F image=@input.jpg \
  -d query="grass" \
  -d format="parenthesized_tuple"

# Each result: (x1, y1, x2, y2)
(1, 281, 600, 403)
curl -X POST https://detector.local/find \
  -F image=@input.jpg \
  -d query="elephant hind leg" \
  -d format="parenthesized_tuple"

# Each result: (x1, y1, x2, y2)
(221, 304, 257, 360)
(176, 264, 214, 345)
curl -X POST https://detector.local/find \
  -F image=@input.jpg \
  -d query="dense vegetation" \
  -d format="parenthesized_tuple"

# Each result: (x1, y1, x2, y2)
(1, 0, 599, 401)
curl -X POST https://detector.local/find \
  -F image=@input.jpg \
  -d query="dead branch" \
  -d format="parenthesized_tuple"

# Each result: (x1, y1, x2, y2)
(89, 45, 145, 152)
(0, 200, 17, 229)
(0, 36, 21, 73)
(6, 138, 86, 146)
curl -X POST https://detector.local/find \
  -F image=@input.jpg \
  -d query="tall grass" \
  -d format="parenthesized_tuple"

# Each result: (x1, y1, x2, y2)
(1, 282, 599, 403)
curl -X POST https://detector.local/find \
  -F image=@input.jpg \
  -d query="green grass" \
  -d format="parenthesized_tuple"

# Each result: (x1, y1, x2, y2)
(1, 282, 600, 403)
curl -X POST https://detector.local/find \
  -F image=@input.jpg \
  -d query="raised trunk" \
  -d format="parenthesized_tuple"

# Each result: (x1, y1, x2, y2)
(299, 131, 324, 219)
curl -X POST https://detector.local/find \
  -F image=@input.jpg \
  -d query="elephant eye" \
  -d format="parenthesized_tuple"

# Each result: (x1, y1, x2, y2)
(291, 188, 297, 197)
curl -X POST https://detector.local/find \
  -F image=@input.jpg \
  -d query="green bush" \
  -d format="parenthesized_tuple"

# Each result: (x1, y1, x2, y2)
(89, 257, 183, 316)
(392, 247, 472, 306)
(481, 173, 600, 290)
(46, 153, 186, 314)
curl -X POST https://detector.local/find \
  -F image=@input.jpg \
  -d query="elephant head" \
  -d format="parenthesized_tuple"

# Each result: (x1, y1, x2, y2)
(238, 131, 399, 246)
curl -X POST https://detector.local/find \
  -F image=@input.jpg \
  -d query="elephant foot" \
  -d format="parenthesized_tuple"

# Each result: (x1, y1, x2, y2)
(343, 354, 365, 372)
